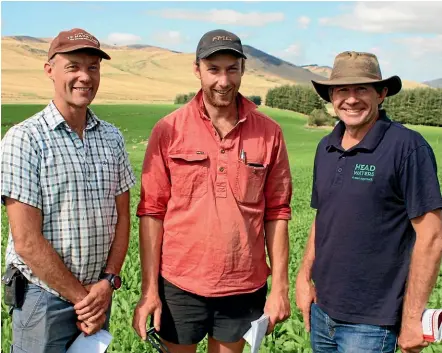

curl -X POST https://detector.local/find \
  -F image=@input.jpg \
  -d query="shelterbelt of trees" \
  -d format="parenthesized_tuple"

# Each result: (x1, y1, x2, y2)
(174, 86, 442, 127)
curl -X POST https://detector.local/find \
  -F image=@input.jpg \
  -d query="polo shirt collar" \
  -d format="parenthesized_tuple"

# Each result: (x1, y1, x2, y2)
(191, 89, 257, 121)
(44, 101, 100, 131)
(326, 110, 392, 153)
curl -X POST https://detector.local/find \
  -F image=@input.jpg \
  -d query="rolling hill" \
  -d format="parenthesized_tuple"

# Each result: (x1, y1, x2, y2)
(424, 78, 442, 88)
(0, 36, 431, 103)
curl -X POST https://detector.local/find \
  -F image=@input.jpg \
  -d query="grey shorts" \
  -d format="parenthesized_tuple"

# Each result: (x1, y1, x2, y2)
(10, 283, 110, 353)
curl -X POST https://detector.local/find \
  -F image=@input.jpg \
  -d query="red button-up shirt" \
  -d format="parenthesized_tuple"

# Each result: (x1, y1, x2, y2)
(137, 90, 292, 296)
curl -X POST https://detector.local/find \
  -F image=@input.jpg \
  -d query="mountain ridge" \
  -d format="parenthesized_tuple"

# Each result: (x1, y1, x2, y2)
(1, 35, 431, 103)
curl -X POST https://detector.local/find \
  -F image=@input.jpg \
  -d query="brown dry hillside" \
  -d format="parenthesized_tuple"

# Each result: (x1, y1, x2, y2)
(2, 36, 322, 104)
(2, 36, 429, 103)
(302, 64, 429, 89)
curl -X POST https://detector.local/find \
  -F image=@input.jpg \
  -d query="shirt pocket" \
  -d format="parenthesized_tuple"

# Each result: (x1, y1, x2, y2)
(169, 153, 208, 198)
(233, 160, 268, 204)
(95, 157, 119, 199)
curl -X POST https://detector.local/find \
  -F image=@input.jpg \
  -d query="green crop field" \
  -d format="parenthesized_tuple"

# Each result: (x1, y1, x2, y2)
(1, 104, 442, 353)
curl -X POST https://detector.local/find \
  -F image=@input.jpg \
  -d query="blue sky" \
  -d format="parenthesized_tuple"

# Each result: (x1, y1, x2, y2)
(2, 1, 441, 82)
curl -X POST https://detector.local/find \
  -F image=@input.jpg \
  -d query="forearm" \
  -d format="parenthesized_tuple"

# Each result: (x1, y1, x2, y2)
(402, 229, 442, 323)
(298, 219, 316, 281)
(265, 219, 289, 293)
(105, 191, 131, 275)
(17, 235, 87, 304)
(139, 216, 163, 296)
(6, 198, 87, 304)
(104, 215, 130, 275)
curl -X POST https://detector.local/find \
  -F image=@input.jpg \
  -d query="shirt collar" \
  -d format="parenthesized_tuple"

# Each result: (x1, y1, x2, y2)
(44, 101, 100, 131)
(326, 110, 392, 153)
(190, 89, 257, 121)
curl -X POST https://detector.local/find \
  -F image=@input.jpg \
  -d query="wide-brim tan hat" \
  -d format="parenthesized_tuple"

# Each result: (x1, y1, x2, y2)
(312, 51, 402, 102)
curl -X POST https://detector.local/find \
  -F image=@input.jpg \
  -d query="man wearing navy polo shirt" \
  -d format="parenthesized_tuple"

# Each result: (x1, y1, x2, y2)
(295, 51, 442, 353)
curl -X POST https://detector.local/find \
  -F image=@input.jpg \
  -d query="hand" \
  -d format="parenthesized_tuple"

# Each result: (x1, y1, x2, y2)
(398, 319, 429, 353)
(76, 312, 107, 336)
(295, 273, 316, 332)
(132, 293, 162, 340)
(74, 280, 113, 322)
(264, 287, 291, 335)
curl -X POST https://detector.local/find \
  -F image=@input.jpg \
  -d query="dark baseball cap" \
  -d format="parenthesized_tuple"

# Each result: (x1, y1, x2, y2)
(48, 28, 111, 61)
(196, 29, 247, 60)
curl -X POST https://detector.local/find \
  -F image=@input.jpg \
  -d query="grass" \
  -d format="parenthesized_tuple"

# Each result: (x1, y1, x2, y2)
(1, 104, 441, 353)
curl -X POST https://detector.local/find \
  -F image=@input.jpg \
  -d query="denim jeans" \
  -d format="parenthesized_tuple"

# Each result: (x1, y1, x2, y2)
(310, 303, 398, 353)
(10, 283, 111, 353)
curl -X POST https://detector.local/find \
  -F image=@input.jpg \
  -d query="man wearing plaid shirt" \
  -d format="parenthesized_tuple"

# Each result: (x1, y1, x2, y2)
(1, 28, 136, 353)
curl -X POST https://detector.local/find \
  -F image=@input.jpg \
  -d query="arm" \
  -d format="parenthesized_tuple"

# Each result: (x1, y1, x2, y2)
(265, 220, 290, 293)
(296, 140, 320, 332)
(132, 216, 164, 340)
(398, 209, 442, 353)
(74, 129, 135, 323)
(295, 219, 317, 332)
(75, 191, 131, 321)
(264, 219, 291, 333)
(105, 191, 131, 274)
(263, 128, 292, 333)
(132, 121, 171, 340)
(1, 127, 87, 303)
(4, 198, 88, 304)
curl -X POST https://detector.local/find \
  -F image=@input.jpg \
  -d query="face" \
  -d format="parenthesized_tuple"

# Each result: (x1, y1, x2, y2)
(193, 52, 244, 108)
(44, 51, 101, 109)
(331, 84, 388, 128)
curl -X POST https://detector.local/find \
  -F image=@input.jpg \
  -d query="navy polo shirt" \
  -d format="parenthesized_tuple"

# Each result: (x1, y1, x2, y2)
(311, 110, 442, 326)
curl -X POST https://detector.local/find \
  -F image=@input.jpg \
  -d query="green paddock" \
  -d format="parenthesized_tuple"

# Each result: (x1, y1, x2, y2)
(1, 104, 441, 353)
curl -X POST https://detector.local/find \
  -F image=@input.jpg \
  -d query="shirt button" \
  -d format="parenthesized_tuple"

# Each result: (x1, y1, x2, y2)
(338, 168, 343, 173)
(220, 149, 225, 154)
(219, 167, 225, 172)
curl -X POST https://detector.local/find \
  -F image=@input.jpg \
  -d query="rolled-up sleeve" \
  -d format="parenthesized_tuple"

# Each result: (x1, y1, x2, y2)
(264, 128, 292, 221)
(136, 120, 171, 219)
(1, 126, 42, 209)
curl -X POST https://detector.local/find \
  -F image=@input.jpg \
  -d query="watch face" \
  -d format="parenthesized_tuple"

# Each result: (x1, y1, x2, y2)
(112, 275, 122, 289)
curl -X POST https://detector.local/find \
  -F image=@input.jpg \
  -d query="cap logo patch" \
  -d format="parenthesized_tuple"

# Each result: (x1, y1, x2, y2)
(67, 32, 99, 45)
(212, 36, 232, 42)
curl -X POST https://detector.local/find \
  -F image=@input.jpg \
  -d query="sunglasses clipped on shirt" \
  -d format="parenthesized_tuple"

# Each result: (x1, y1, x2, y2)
(146, 327, 171, 353)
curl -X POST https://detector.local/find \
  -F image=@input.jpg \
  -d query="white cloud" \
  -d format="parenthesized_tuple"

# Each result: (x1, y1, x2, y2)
(275, 43, 304, 64)
(149, 9, 284, 27)
(320, 2, 442, 34)
(395, 35, 442, 59)
(283, 44, 302, 57)
(297, 16, 311, 29)
(238, 32, 251, 40)
(153, 31, 187, 46)
(106, 33, 142, 46)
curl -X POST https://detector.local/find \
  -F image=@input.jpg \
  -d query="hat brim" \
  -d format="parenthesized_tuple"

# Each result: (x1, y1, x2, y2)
(198, 46, 247, 60)
(52, 44, 111, 60)
(311, 75, 402, 102)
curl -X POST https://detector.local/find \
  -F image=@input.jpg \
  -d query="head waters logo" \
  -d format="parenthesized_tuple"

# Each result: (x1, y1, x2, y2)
(352, 164, 376, 182)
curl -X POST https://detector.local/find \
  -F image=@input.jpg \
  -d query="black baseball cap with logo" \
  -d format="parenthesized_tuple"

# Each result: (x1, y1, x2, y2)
(196, 29, 247, 60)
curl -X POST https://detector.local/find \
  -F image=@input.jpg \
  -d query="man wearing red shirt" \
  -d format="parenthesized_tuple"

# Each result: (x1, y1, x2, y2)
(132, 29, 293, 353)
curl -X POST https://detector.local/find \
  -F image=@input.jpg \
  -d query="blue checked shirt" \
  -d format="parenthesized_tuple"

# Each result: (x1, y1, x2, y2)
(1, 102, 136, 299)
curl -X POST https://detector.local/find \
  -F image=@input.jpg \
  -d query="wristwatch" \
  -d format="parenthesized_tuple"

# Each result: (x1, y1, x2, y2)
(99, 272, 122, 290)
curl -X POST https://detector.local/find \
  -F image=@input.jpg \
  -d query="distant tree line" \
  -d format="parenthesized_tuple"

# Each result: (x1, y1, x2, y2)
(265, 85, 326, 115)
(308, 109, 336, 127)
(247, 95, 262, 106)
(174, 93, 262, 106)
(174, 92, 196, 104)
(383, 88, 442, 127)
(265, 85, 336, 126)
